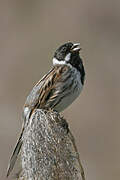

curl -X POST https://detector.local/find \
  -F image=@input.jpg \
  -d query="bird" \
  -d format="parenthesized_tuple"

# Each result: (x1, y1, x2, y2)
(7, 42, 85, 177)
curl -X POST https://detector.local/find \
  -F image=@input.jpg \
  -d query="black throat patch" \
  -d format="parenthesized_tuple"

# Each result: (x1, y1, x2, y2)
(69, 54, 85, 85)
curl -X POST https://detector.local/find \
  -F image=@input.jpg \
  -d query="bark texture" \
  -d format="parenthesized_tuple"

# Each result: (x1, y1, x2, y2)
(19, 109, 85, 180)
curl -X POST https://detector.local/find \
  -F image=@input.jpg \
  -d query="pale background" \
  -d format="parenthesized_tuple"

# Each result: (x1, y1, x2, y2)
(0, 1, 120, 180)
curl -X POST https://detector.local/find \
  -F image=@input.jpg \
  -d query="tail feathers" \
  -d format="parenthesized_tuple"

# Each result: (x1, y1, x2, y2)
(7, 130, 23, 177)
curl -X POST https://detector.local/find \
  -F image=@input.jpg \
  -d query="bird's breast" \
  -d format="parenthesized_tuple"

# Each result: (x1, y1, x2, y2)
(54, 69, 83, 112)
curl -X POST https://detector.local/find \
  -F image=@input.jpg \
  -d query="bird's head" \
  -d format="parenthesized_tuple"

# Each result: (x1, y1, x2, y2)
(53, 42, 82, 67)
(53, 42, 85, 84)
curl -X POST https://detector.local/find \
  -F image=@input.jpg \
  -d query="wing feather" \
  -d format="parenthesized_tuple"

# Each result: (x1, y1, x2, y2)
(7, 128, 23, 177)
(24, 65, 70, 110)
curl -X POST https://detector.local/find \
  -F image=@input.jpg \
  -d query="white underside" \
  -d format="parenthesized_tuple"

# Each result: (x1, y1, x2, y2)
(54, 86, 82, 112)
(54, 69, 83, 112)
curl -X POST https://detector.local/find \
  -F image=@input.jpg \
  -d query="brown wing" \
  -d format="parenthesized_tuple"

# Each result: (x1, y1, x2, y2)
(24, 65, 70, 110)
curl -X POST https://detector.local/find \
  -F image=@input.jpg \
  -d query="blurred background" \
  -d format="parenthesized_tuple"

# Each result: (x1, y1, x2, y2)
(0, 0, 120, 179)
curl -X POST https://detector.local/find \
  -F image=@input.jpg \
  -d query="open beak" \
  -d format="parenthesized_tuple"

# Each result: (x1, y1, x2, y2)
(71, 43, 81, 52)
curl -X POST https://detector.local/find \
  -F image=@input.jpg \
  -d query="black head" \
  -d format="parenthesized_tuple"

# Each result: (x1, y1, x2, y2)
(53, 42, 85, 84)
(54, 42, 73, 61)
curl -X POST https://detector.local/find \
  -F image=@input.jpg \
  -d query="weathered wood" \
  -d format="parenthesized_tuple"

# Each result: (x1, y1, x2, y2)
(19, 109, 85, 180)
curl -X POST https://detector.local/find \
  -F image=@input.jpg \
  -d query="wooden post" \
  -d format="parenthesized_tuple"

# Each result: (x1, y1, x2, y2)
(19, 109, 85, 180)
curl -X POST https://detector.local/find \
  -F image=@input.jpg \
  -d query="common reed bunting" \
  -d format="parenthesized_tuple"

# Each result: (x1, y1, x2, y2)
(7, 42, 85, 177)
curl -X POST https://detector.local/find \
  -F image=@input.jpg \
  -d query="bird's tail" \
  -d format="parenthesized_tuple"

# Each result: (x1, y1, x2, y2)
(6, 128, 24, 177)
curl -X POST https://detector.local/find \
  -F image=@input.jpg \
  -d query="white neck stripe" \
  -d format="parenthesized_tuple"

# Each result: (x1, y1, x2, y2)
(53, 58, 66, 65)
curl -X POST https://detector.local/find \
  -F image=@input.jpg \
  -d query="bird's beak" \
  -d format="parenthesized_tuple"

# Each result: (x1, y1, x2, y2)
(71, 43, 81, 52)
